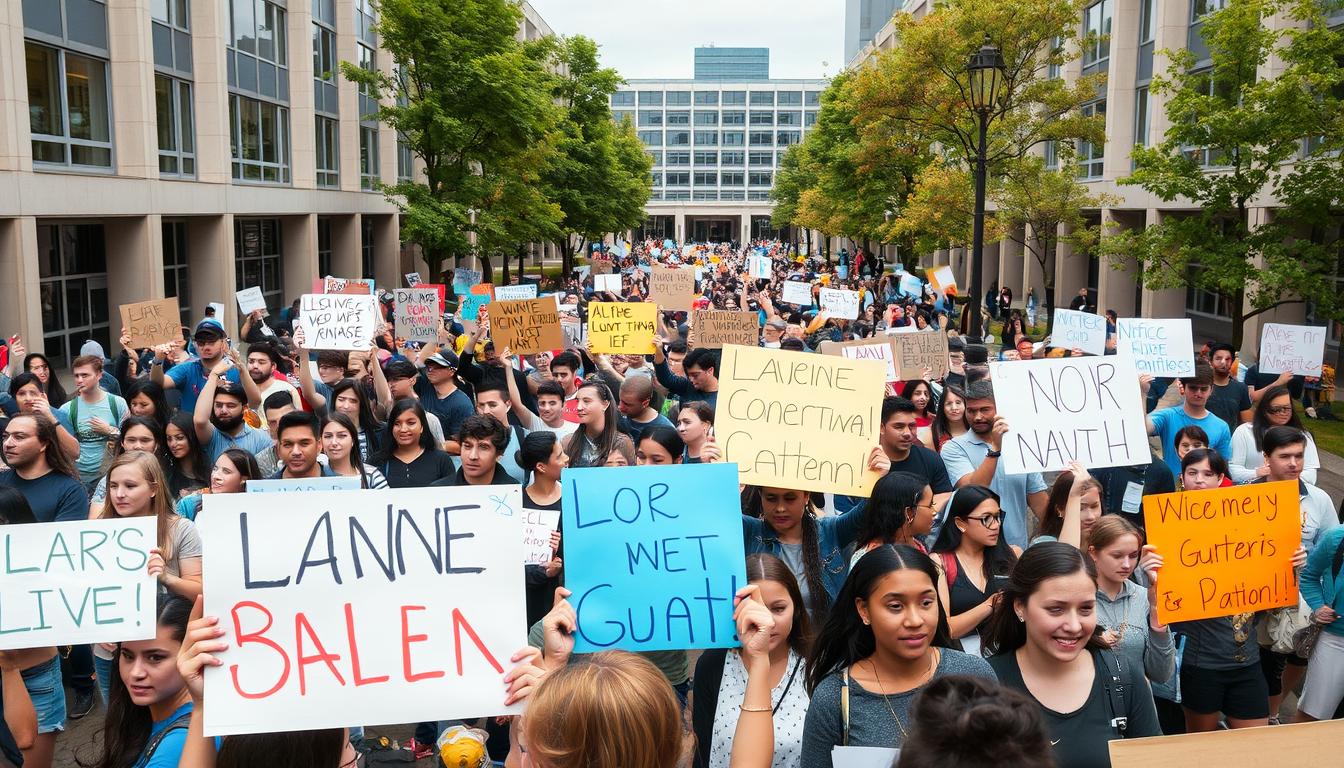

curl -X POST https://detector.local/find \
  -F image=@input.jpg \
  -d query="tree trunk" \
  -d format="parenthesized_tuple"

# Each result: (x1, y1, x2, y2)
(479, 253, 494, 284)
(1231, 286, 1246, 351)
(824, 235, 832, 265)
(518, 245, 527, 282)
(501, 249, 512, 285)
(558, 239, 573, 280)
(805, 229, 813, 257)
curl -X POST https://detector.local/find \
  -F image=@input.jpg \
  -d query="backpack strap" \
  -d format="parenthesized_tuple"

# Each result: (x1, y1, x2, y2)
(133, 710, 193, 768)
(939, 552, 958, 586)
(840, 667, 851, 746)
(1099, 651, 1129, 738)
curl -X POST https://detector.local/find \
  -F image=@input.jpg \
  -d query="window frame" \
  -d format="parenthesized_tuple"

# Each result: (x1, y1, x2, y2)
(26, 41, 115, 171)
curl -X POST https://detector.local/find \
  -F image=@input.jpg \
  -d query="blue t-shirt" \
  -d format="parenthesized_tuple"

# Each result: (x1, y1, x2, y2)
(132, 701, 193, 768)
(619, 412, 675, 446)
(414, 374, 474, 440)
(203, 423, 275, 463)
(0, 468, 88, 522)
(1149, 406, 1233, 478)
(166, 360, 243, 414)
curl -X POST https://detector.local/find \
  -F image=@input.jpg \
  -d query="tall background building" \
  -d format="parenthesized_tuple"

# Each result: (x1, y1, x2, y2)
(844, 0, 900, 68)
(615, 47, 828, 244)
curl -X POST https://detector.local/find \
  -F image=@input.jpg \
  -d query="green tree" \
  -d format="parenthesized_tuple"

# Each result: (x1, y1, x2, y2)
(1112, 0, 1344, 348)
(771, 143, 815, 254)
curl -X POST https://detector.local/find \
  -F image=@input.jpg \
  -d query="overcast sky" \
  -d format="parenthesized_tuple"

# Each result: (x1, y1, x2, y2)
(525, 0, 844, 80)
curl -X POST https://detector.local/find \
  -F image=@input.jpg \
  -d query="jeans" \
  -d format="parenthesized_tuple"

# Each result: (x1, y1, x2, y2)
(22, 656, 67, 734)
(95, 653, 115, 704)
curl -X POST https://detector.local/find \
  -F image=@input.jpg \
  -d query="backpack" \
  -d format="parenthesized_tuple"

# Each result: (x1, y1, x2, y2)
(939, 551, 959, 586)
(130, 710, 192, 768)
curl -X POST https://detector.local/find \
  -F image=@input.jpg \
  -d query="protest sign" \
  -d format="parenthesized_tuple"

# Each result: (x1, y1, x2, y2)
(1110, 718, 1343, 768)
(818, 288, 860, 320)
(557, 303, 584, 347)
(493, 284, 538, 302)
(891, 330, 950, 381)
(521, 507, 560, 566)
(649, 264, 696, 311)
(592, 260, 614, 275)
(459, 294, 490, 322)
(1143, 480, 1301, 624)
(749, 255, 771, 279)
(404, 272, 422, 287)
(831, 747, 901, 768)
(0, 517, 156, 650)
(298, 294, 377, 350)
(198, 486, 527, 736)
(990, 355, 1149, 474)
(470, 283, 494, 300)
(1258, 323, 1327, 376)
(899, 273, 923, 299)
(454, 268, 482, 289)
(316, 277, 373, 295)
(594, 273, 622, 293)
(717, 345, 886, 496)
(928, 266, 956, 295)
(1116, 318, 1195, 377)
(489, 298, 564, 356)
(394, 288, 441, 344)
(692, 310, 760, 349)
(587, 301, 656, 354)
(782, 280, 813, 306)
(120, 297, 182, 348)
(246, 476, 362, 493)
(1051, 308, 1107, 356)
(818, 338, 900, 384)
(561, 464, 746, 653)
(236, 287, 268, 316)
(208, 302, 226, 318)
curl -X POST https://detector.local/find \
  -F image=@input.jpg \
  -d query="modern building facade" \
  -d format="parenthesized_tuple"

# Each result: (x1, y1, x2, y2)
(850, 0, 1344, 358)
(617, 48, 828, 244)
(0, 0, 554, 368)
(693, 47, 769, 81)
(844, 0, 900, 67)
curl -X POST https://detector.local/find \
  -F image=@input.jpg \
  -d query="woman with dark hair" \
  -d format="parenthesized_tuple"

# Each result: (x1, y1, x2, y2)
(22, 353, 68, 406)
(564, 380, 633, 468)
(1179, 447, 1230, 492)
(1035, 462, 1104, 548)
(321, 411, 388, 489)
(983, 542, 1160, 766)
(174, 448, 261, 521)
(801, 545, 994, 766)
(930, 385, 969, 451)
(850, 471, 936, 564)
(1229, 384, 1320, 483)
(80, 595, 194, 768)
(693, 554, 813, 768)
(676, 401, 715, 463)
(518, 431, 568, 627)
(929, 486, 1020, 655)
(123, 379, 170, 434)
(164, 412, 209, 499)
(637, 426, 684, 465)
(899, 379, 935, 448)
(378, 398, 455, 487)
(327, 378, 387, 464)
(895, 675, 1052, 768)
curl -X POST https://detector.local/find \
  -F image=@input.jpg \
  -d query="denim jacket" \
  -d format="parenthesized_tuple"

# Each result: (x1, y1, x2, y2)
(741, 501, 867, 601)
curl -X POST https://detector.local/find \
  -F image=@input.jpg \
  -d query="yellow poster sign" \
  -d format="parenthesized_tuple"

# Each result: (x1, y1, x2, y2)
(587, 301, 657, 354)
(716, 345, 886, 496)
(1142, 480, 1301, 624)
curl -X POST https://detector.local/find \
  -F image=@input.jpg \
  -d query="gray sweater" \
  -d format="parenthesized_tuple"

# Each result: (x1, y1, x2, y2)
(800, 649, 996, 768)
(1095, 580, 1175, 685)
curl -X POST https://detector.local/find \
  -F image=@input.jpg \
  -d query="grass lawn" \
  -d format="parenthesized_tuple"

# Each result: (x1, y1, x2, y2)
(1304, 400, 1344, 458)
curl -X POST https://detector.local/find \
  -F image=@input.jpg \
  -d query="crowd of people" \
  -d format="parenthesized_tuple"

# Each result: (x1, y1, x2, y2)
(0, 237, 1340, 768)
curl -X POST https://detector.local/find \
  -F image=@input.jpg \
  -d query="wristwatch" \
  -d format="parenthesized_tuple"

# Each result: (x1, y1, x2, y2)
(986, 449, 1002, 458)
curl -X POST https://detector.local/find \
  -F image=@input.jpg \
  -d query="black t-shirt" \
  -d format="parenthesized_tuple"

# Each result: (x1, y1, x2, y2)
(1206, 379, 1251, 434)
(891, 444, 954, 494)
(1243, 365, 1304, 399)
(380, 449, 456, 488)
(1090, 458, 1175, 531)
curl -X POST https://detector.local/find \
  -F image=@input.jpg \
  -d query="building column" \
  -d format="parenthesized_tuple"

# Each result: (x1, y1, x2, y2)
(335, 0, 362, 193)
(1054, 222, 1088, 308)
(287, 0, 317, 189)
(190, 0, 231, 183)
(373, 214, 399, 291)
(331, 214, 360, 278)
(1140, 209, 1185, 322)
(674, 212, 686, 244)
(978, 241, 1000, 299)
(107, 0, 158, 179)
(188, 215, 238, 329)
(283, 214, 319, 301)
(1097, 208, 1139, 318)
(105, 217, 165, 322)
(0, 0, 31, 172)
(0, 218, 43, 345)
(740, 212, 751, 243)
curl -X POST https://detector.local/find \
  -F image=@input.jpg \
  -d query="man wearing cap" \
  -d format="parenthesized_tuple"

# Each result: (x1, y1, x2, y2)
(192, 356, 275, 463)
(152, 318, 258, 414)
(762, 317, 787, 349)
(413, 349, 474, 452)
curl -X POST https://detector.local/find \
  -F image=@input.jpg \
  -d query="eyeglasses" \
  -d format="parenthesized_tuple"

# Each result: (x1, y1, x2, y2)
(1267, 405, 1293, 415)
(969, 512, 1003, 529)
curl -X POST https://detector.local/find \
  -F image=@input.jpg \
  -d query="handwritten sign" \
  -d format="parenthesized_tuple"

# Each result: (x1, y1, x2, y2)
(990, 355, 1150, 474)
(198, 486, 526, 736)
(317, 277, 373, 295)
(898, 273, 923, 299)
(236, 287, 268, 316)
(928, 265, 956, 295)
(717, 345, 886, 495)
(1258, 323, 1326, 376)
(454, 268, 482, 290)
(818, 338, 899, 383)
(819, 288, 860, 320)
(782, 281, 813, 306)
(692, 310, 759, 350)
(1143, 480, 1301, 624)
(489, 298, 563, 356)
(405, 272, 422, 287)
(587, 302, 656, 354)
(1116, 318, 1195, 377)
(246, 477, 362, 493)
(522, 507, 560, 566)
(649, 265, 696, 311)
(891, 330, 950, 381)
(561, 464, 746, 653)
(493, 284, 538, 302)
(459, 294, 490, 322)
(394, 288, 441, 344)
(1052, 308, 1107, 356)
(120, 298, 182, 348)
(298, 294, 376, 350)
(0, 517, 156, 650)
(1111, 718, 1344, 768)
(594, 273, 622, 293)
(749, 255, 771, 280)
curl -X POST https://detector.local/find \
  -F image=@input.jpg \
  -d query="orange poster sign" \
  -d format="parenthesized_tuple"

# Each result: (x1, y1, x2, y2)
(1142, 480, 1301, 624)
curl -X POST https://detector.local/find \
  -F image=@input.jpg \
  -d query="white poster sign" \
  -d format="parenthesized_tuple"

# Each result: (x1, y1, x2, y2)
(749, 256, 771, 279)
(819, 288, 860, 320)
(236, 287, 268, 316)
(594, 273, 622, 293)
(298, 294, 377, 350)
(1116, 318, 1195, 377)
(521, 507, 560, 566)
(198, 487, 527, 736)
(494, 284, 538, 302)
(246, 476, 362, 493)
(782, 281, 813, 306)
(899, 273, 923, 298)
(1052, 308, 1108, 356)
(1258, 323, 1327, 376)
(404, 272, 422, 287)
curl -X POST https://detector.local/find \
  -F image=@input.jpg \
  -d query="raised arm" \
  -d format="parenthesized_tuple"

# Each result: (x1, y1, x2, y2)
(150, 343, 173, 389)
(293, 328, 327, 411)
(193, 361, 224, 444)
(728, 585, 777, 768)
(231, 347, 262, 411)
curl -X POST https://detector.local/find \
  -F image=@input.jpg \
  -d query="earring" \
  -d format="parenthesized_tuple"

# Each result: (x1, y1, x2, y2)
(1016, 613, 1025, 622)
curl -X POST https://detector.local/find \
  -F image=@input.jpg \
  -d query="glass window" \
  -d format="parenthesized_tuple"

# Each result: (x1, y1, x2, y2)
(155, 75, 196, 176)
(749, 91, 774, 106)
(722, 131, 745, 146)
(313, 24, 336, 81)
(804, 111, 818, 127)
(749, 131, 773, 146)
(666, 110, 690, 125)
(666, 91, 691, 106)
(667, 130, 690, 146)
(1083, 0, 1112, 67)
(1077, 100, 1106, 178)
(397, 136, 412, 181)
(722, 91, 746, 105)
(694, 151, 717, 165)
(161, 221, 191, 325)
(665, 151, 690, 166)
(749, 111, 774, 125)
(666, 171, 689, 186)
(749, 151, 773, 166)
(694, 91, 718, 105)
(317, 216, 333, 278)
(777, 131, 800, 146)
(638, 109, 664, 126)
(637, 130, 662, 146)
(748, 171, 773, 186)
(650, 171, 662, 186)
(694, 130, 718, 145)
(1193, 0, 1227, 19)
(1047, 36, 1063, 79)
(638, 90, 663, 106)
(25, 42, 113, 169)
(777, 91, 802, 106)
(361, 218, 375, 279)
(360, 124, 379, 189)
(694, 111, 718, 125)
(1134, 87, 1149, 148)
(721, 171, 744, 185)
(1044, 140, 1059, 169)
(694, 171, 717, 185)
(721, 111, 745, 126)
(612, 90, 635, 106)
(230, 93, 290, 182)
(37, 223, 110, 370)
(805, 91, 821, 106)
(612, 110, 633, 125)
(234, 219, 284, 309)
(1139, 0, 1156, 43)
(777, 111, 801, 126)
(316, 115, 339, 187)
(721, 151, 744, 166)
(647, 150, 662, 165)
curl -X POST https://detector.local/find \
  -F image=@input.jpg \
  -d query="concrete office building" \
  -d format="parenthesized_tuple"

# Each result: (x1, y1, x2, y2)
(615, 48, 828, 244)
(0, 0, 554, 368)
(850, 0, 1343, 358)
(844, 0, 900, 67)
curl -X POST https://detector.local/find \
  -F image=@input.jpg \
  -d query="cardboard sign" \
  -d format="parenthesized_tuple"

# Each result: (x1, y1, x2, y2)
(198, 486, 527, 736)
(120, 298, 182, 348)
(818, 338, 900, 384)
(594, 273, 622, 293)
(587, 301, 656, 354)
(1258, 323, 1327, 376)
(316, 277, 373, 295)
(522, 507, 560, 566)
(493, 284, 538, 302)
(592, 260, 614, 275)
(819, 288, 860, 320)
(459, 294, 490, 322)
(1116, 318, 1195, 377)
(489, 298, 564, 356)
(1110, 719, 1344, 767)
(236, 287, 268, 316)
(1052, 308, 1107, 356)
(298, 294, 377, 350)
(717, 345, 886, 495)
(782, 281, 813, 306)
(692, 310, 759, 350)
(561, 464, 747, 653)
(246, 477, 362, 493)
(0, 517, 157, 650)
(1142, 480, 1301, 624)
(649, 265, 696, 311)
(405, 272, 422, 287)
(394, 288, 442, 344)
(928, 265, 956, 295)
(891, 330, 950, 381)
(208, 302, 227, 318)
(989, 355, 1150, 474)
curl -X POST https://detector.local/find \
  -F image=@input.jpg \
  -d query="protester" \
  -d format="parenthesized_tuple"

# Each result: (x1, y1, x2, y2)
(1296, 520, 1344, 722)
(1207, 343, 1253, 432)
(191, 368, 271, 463)
(87, 416, 168, 515)
(59, 354, 130, 488)
(894, 675, 1053, 768)
(518, 432, 565, 628)
(123, 379, 170, 435)
(175, 448, 261, 521)
(617, 375, 675, 445)
(1143, 365, 1233, 479)
(501, 348, 578, 440)
(6, 372, 79, 459)
(930, 384, 969, 450)
(320, 412, 388, 488)
(472, 383, 527, 481)
(636, 426, 684, 465)
(151, 319, 248, 414)
(675, 400, 715, 463)
(563, 380, 633, 468)
(1228, 385, 1321, 484)
(849, 471, 936, 564)
(929, 486, 1020, 655)
(1034, 464, 1104, 548)
(0, 413, 88, 523)
(377, 399, 455, 487)
(1086, 517, 1174, 705)
(164, 411, 209, 499)
(99, 451, 202, 602)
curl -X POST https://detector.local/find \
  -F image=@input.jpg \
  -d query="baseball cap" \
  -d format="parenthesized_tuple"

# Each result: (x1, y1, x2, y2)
(193, 318, 226, 340)
(426, 351, 459, 368)
(766, 318, 787, 331)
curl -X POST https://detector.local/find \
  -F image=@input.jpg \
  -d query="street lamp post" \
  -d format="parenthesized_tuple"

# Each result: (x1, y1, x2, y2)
(967, 36, 1005, 340)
